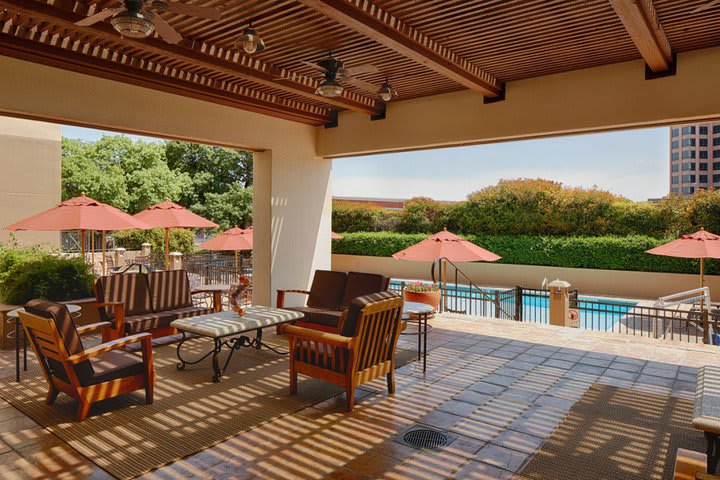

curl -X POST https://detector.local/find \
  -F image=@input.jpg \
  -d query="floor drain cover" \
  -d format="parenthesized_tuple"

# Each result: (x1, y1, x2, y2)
(403, 428, 449, 450)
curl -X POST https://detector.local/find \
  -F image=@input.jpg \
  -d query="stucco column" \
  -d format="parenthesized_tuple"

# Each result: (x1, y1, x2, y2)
(252, 149, 332, 306)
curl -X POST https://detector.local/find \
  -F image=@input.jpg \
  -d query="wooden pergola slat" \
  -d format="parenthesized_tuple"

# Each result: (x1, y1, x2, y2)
(609, 0, 673, 73)
(295, 0, 504, 99)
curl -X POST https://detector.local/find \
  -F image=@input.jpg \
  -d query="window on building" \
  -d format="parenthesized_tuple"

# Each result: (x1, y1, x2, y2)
(714, 125, 720, 134)
(682, 175, 696, 183)
(682, 162, 696, 171)
(715, 150, 720, 158)
(672, 140, 679, 149)
(714, 174, 720, 183)
(700, 175, 708, 183)
(683, 138, 696, 147)
(683, 186, 695, 195)
(714, 137, 720, 146)
(701, 126, 709, 135)
(672, 128, 679, 137)
(701, 151, 709, 159)
(701, 138, 708, 147)
(671, 176, 679, 184)
(700, 162, 709, 170)
(672, 152, 679, 161)
(683, 151, 696, 159)
(672, 164, 679, 172)
(682, 126, 696, 135)
(671, 187, 680, 193)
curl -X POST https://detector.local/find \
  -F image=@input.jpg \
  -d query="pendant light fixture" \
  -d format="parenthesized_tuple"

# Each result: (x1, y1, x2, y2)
(377, 78, 397, 102)
(235, 20, 266, 54)
(315, 78, 344, 98)
(110, 10, 154, 39)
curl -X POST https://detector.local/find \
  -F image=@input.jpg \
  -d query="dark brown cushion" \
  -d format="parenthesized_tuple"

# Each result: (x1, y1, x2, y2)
(24, 299, 93, 381)
(295, 342, 348, 373)
(340, 272, 390, 309)
(147, 270, 193, 312)
(306, 270, 347, 310)
(167, 306, 214, 319)
(122, 312, 176, 334)
(285, 306, 343, 328)
(340, 291, 401, 337)
(81, 350, 144, 386)
(96, 273, 153, 317)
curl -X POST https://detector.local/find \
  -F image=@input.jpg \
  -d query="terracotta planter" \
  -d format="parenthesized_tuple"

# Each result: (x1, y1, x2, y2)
(402, 289, 441, 310)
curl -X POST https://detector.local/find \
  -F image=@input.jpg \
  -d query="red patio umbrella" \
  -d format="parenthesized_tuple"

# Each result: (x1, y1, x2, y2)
(392, 228, 501, 262)
(332, 231, 343, 239)
(134, 199, 218, 269)
(199, 226, 253, 268)
(646, 228, 720, 287)
(4, 194, 148, 274)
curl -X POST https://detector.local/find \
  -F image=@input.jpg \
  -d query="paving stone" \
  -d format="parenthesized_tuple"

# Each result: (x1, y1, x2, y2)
(637, 374, 675, 388)
(482, 374, 518, 387)
(503, 360, 537, 371)
(488, 350, 520, 360)
(454, 459, 514, 479)
(468, 382, 506, 396)
(542, 359, 575, 370)
(418, 410, 466, 430)
(490, 430, 545, 454)
(438, 400, 481, 417)
(578, 356, 613, 368)
(497, 388, 540, 405)
(533, 395, 575, 412)
(608, 361, 644, 373)
(612, 356, 645, 366)
(603, 369, 639, 381)
(493, 367, 527, 378)
(473, 443, 529, 471)
(569, 363, 606, 375)
(672, 380, 696, 392)
(454, 390, 494, 406)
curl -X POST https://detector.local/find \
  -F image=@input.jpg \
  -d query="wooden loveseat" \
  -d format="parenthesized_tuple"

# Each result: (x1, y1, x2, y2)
(94, 270, 218, 340)
(276, 270, 390, 333)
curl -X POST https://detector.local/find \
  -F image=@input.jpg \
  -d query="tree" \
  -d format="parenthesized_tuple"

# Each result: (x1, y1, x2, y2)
(191, 184, 253, 230)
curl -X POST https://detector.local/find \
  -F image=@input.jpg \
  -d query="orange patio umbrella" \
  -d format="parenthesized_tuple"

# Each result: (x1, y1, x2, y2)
(332, 231, 343, 239)
(4, 194, 149, 274)
(134, 199, 218, 269)
(646, 228, 720, 287)
(199, 226, 253, 268)
(392, 228, 501, 262)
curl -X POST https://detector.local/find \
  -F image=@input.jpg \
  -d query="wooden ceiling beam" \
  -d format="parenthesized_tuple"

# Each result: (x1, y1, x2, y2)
(0, 30, 331, 125)
(608, 0, 673, 73)
(295, 0, 504, 98)
(0, 0, 383, 115)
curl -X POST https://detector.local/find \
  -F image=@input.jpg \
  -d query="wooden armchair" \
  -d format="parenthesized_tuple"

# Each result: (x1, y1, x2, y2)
(20, 299, 155, 421)
(282, 291, 404, 411)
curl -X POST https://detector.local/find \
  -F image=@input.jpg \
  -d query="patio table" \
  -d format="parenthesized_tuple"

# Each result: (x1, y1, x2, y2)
(7, 304, 81, 382)
(171, 306, 303, 382)
(402, 301, 435, 372)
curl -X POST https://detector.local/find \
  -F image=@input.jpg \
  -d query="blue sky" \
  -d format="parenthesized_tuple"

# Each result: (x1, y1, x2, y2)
(62, 125, 669, 202)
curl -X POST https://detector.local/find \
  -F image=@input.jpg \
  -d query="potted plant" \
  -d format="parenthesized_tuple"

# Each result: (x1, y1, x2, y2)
(402, 281, 441, 310)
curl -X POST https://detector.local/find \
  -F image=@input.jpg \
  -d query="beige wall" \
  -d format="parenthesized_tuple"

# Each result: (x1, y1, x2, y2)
(318, 47, 720, 157)
(332, 254, 720, 301)
(0, 116, 61, 247)
(0, 56, 332, 304)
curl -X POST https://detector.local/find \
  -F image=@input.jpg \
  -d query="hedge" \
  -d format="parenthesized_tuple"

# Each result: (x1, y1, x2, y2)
(112, 228, 195, 254)
(332, 232, 718, 275)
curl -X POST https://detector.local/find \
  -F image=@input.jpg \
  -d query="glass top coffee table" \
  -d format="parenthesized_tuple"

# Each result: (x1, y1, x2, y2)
(171, 306, 303, 382)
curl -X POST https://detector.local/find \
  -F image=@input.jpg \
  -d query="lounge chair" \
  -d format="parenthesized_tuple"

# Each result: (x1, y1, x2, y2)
(282, 291, 404, 411)
(19, 299, 154, 421)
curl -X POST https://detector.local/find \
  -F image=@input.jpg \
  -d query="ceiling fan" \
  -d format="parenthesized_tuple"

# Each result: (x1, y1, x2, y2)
(300, 52, 396, 101)
(692, 0, 720, 13)
(75, 0, 222, 44)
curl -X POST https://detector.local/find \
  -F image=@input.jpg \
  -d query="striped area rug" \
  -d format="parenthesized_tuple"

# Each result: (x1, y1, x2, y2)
(0, 333, 415, 479)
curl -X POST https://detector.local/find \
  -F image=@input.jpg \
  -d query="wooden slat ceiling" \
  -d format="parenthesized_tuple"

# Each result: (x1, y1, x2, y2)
(0, 0, 719, 126)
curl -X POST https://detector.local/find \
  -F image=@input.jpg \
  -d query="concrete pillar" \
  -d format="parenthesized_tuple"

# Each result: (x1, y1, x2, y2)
(548, 280, 571, 327)
(169, 252, 182, 270)
(141, 242, 151, 256)
(113, 247, 126, 267)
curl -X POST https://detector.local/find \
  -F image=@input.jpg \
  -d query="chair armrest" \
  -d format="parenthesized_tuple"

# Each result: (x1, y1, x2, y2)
(66, 333, 151, 365)
(281, 325, 352, 348)
(276, 289, 310, 308)
(94, 302, 125, 337)
(76, 321, 113, 335)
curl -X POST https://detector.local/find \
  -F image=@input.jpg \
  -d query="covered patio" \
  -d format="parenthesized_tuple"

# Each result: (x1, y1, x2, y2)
(1, 0, 720, 478)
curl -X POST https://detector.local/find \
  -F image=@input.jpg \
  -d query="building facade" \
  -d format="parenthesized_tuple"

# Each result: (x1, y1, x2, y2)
(670, 122, 720, 196)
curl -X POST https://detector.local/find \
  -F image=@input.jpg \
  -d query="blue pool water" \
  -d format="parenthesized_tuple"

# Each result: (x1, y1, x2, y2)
(391, 280, 637, 332)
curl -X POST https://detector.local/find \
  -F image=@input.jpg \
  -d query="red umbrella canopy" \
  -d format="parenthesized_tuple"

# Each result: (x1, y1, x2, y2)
(332, 231, 343, 239)
(392, 228, 501, 262)
(199, 227, 253, 251)
(5, 194, 148, 231)
(646, 228, 720, 259)
(133, 199, 218, 229)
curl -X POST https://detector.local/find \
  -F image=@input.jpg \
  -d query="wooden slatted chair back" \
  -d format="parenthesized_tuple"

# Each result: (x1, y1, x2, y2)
(19, 310, 76, 383)
(353, 297, 404, 373)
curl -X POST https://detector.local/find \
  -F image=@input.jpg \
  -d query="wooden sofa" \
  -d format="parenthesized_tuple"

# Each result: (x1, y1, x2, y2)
(276, 270, 390, 333)
(94, 270, 219, 340)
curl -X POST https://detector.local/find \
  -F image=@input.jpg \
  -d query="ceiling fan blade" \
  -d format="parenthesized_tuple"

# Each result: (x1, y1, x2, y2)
(344, 77, 381, 94)
(341, 64, 379, 77)
(152, 14, 183, 44)
(75, 7, 123, 26)
(693, 0, 720, 13)
(300, 60, 328, 73)
(164, 2, 222, 20)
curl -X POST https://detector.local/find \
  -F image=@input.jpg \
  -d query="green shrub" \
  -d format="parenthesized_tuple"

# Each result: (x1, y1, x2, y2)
(332, 202, 399, 232)
(0, 254, 94, 305)
(112, 228, 195, 254)
(332, 232, 717, 275)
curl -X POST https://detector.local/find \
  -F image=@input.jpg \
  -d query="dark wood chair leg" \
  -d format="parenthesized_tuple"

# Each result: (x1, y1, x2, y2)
(145, 379, 154, 405)
(387, 372, 395, 394)
(77, 401, 92, 422)
(45, 386, 59, 405)
(289, 371, 298, 394)
(345, 383, 355, 411)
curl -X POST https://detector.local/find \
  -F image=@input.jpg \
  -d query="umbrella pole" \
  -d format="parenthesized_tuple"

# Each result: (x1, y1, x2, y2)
(91, 230, 95, 270)
(701, 257, 705, 288)
(102, 230, 107, 275)
(165, 227, 170, 270)
(235, 250, 238, 270)
(80, 229, 86, 264)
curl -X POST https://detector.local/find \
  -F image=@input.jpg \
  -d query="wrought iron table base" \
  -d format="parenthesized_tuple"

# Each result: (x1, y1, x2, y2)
(176, 329, 288, 382)
(401, 313, 430, 373)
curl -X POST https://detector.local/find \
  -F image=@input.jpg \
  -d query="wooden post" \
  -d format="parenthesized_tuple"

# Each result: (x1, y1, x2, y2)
(101, 230, 107, 275)
(80, 229, 86, 263)
(164, 227, 170, 270)
(701, 257, 706, 288)
(90, 230, 95, 269)
(234, 250, 238, 270)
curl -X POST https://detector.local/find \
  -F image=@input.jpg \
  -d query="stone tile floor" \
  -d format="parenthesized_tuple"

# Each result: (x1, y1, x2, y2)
(0, 314, 718, 479)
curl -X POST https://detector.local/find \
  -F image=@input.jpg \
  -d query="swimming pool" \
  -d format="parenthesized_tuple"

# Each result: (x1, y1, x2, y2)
(391, 280, 637, 332)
